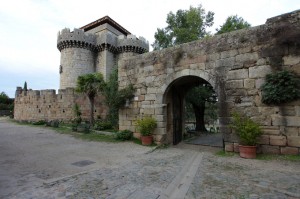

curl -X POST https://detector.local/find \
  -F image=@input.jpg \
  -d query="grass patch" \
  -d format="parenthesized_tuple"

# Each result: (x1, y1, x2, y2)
(54, 124, 117, 142)
(11, 120, 164, 146)
(215, 150, 235, 157)
(74, 132, 118, 142)
(256, 154, 300, 162)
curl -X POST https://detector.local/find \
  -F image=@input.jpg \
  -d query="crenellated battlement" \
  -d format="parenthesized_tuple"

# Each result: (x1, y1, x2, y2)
(117, 34, 149, 53)
(57, 28, 149, 54)
(95, 33, 149, 54)
(14, 87, 108, 122)
(57, 16, 150, 89)
(15, 88, 61, 99)
(57, 28, 97, 52)
(96, 33, 118, 53)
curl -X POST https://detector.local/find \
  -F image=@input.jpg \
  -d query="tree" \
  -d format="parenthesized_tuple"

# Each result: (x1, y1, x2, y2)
(103, 69, 135, 128)
(0, 92, 14, 112)
(152, 5, 214, 50)
(216, 15, 251, 35)
(185, 84, 217, 131)
(0, 92, 9, 104)
(76, 73, 105, 125)
(23, 81, 28, 91)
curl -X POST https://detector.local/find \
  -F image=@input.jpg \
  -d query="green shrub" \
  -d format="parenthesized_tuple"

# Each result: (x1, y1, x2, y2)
(230, 112, 262, 146)
(115, 130, 133, 141)
(261, 70, 300, 104)
(51, 120, 59, 128)
(72, 103, 82, 125)
(32, 120, 46, 125)
(77, 123, 90, 134)
(136, 117, 157, 136)
(45, 120, 60, 128)
(94, 120, 113, 130)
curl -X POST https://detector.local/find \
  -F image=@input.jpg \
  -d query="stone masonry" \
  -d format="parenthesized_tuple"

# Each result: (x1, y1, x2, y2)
(118, 10, 300, 154)
(14, 88, 107, 122)
(14, 11, 300, 154)
(15, 16, 149, 122)
(57, 16, 149, 88)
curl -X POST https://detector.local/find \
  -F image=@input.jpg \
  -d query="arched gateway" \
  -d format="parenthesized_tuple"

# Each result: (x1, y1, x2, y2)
(118, 10, 300, 154)
(14, 10, 300, 154)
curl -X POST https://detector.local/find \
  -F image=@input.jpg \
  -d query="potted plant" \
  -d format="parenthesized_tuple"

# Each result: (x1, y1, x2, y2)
(136, 117, 157, 145)
(230, 112, 262, 159)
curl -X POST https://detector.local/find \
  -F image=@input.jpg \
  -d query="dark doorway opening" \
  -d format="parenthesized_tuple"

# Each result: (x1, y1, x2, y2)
(164, 75, 222, 147)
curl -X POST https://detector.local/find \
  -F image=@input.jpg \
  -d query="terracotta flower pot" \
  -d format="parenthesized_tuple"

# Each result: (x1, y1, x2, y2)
(141, 135, 153, 146)
(239, 145, 257, 159)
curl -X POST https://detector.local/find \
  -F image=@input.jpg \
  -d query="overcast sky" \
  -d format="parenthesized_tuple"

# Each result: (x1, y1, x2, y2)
(0, 0, 299, 98)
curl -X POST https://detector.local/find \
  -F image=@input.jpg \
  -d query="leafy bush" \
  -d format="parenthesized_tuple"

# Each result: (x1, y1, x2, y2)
(230, 112, 262, 146)
(77, 123, 90, 134)
(115, 130, 133, 141)
(261, 70, 300, 104)
(103, 69, 135, 128)
(45, 120, 60, 128)
(32, 120, 46, 125)
(136, 117, 157, 136)
(94, 120, 113, 130)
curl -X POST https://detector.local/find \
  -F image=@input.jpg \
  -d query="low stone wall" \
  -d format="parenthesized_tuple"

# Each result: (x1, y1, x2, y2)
(14, 88, 108, 122)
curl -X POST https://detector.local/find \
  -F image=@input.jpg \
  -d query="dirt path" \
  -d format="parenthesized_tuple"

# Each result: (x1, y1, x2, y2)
(1, 118, 300, 199)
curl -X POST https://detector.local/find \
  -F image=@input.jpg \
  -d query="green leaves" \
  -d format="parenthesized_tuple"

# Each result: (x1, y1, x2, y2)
(76, 73, 105, 98)
(103, 69, 135, 128)
(216, 15, 251, 35)
(230, 112, 262, 146)
(152, 5, 214, 50)
(261, 70, 300, 104)
(136, 117, 157, 136)
(185, 84, 216, 106)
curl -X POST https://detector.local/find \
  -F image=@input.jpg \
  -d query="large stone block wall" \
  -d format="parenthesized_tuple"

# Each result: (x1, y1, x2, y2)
(118, 10, 300, 154)
(14, 88, 108, 122)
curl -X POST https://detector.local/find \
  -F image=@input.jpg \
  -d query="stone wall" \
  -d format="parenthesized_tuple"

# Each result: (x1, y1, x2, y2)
(14, 88, 108, 122)
(118, 10, 300, 154)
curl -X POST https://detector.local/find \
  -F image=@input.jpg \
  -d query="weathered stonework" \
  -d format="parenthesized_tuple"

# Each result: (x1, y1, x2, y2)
(57, 16, 149, 88)
(14, 87, 107, 122)
(15, 16, 149, 123)
(14, 11, 300, 155)
(117, 10, 300, 154)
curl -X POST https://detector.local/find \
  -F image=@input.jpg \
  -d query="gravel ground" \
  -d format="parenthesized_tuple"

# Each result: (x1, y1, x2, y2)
(1, 117, 300, 199)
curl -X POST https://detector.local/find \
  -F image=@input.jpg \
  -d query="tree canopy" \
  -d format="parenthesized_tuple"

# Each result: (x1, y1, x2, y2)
(185, 84, 217, 131)
(152, 5, 214, 50)
(76, 73, 105, 125)
(0, 92, 10, 104)
(0, 92, 14, 112)
(216, 15, 251, 35)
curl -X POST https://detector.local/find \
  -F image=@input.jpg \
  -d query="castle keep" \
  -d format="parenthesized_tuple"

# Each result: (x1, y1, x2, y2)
(14, 16, 149, 121)
(57, 16, 149, 88)
(14, 11, 300, 155)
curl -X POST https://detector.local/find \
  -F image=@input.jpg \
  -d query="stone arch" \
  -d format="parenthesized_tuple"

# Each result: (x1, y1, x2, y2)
(158, 69, 218, 104)
(160, 69, 220, 145)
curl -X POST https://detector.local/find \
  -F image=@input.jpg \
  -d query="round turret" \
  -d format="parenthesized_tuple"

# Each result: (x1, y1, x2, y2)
(57, 28, 97, 89)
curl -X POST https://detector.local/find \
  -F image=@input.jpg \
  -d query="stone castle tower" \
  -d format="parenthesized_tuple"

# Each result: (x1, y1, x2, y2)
(57, 16, 149, 89)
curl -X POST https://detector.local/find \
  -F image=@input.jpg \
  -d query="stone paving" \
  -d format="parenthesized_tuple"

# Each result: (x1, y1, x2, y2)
(1, 118, 300, 199)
